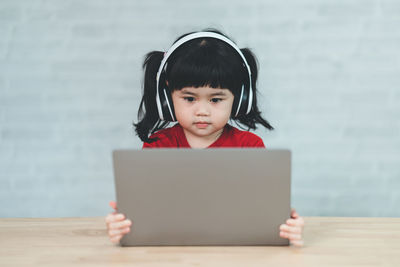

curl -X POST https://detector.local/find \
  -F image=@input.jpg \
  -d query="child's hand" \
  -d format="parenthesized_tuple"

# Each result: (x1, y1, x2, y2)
(279, 208, 305, 247)
(105, 201, 132, 244)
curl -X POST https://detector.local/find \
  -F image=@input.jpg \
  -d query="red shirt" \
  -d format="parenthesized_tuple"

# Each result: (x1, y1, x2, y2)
(142, 123, 265, 148)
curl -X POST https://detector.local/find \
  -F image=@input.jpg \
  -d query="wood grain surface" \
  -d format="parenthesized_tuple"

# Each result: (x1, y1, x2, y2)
(0, 217, 399, 266)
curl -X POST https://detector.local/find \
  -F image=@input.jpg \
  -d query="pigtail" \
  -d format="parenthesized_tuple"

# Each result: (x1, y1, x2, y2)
(133, 51, 171, 143)
(233, 48, 274, 131)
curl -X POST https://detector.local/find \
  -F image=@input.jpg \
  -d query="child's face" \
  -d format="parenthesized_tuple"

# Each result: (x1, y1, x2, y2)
(171, 86, 234, 140)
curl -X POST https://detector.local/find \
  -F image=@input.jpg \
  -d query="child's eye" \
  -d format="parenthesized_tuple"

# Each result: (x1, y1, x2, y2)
(183, 97, 195, 102)
(211, 98, 222, 103)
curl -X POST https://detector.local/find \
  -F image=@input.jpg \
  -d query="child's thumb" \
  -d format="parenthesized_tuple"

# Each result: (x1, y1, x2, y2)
(109, 201, 117, 211)
(291, 208, 299, 219)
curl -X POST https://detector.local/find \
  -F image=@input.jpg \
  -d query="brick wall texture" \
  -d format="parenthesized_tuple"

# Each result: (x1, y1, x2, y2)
(1, 0, 399, 217)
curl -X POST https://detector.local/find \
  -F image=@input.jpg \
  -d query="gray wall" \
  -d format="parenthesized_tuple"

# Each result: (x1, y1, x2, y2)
(1, 0, 399, 218)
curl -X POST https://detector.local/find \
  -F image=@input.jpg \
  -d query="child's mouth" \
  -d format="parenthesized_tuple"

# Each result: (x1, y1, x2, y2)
(195, 122, 210, 128)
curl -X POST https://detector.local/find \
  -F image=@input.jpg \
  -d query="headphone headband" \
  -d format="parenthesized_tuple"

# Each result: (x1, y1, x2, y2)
(156, 32, 253, 121)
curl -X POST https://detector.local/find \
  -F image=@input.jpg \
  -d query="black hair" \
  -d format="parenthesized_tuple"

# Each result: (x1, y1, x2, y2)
(134, 28, 274, 143)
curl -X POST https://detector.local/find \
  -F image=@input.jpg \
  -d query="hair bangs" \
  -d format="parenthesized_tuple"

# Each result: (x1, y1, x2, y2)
(166, 39, 246, 95)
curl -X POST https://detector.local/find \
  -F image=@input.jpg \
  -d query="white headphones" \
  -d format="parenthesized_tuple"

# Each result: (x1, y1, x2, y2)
(155, 32, 253, 121)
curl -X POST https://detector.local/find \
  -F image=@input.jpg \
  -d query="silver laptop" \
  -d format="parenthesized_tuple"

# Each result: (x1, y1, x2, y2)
(112, 148, 291, 246)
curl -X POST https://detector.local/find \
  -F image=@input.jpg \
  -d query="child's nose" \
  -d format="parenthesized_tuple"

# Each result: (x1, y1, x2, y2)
(195, 101, 210, 116)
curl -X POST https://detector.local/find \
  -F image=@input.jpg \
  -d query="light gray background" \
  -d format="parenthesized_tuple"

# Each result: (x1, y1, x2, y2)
(1, 0, 399, 218)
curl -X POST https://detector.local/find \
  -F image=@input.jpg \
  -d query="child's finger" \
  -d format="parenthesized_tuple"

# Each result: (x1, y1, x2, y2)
(281, 231, 302, 241)
(280, 231, 288, 238)
(280, 224, 302, 234)
(291, 209, 299, 219)
(121, 227, 130, 233)
(280, 231, 301, 241)
(109, 226, 130, 237)
(109, 201, 118, 211)
(105, 213, 116, 224)
(286, 217, 305, 227)
(109, 219, 132, 230)
(105, 213, 125, 225)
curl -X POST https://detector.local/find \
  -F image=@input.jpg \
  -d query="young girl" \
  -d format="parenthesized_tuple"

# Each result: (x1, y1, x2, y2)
(105, 29, 305, 246)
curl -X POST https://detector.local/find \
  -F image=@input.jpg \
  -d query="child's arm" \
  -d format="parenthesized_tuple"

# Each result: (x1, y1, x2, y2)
(105, 201, 132, 244)
(279, 208, 305, 247)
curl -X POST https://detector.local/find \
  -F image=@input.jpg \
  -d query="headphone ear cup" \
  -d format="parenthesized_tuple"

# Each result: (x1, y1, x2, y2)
(157, 72, 176, 121)
(162, 88, 176, 121)
(232, 84, 250, 118)
(158, 86, 166, 119)
(232, 89, 240, 118)
(241, 84, 250, 115)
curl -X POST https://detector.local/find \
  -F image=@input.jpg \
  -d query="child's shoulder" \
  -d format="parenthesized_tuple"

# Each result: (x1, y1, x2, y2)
(142, 124, 181, 148)
(227, 124, 261, 138)
(150, 123, 180, 138)
(220, 124, 265, 148)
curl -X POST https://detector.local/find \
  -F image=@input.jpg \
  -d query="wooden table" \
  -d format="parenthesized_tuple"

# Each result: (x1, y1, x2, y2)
(0, 217, 399, 266)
